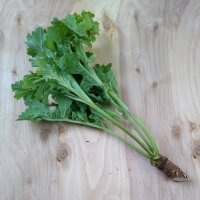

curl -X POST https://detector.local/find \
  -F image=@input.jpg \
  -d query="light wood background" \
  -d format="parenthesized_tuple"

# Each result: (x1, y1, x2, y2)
(1, 0, 200, 199)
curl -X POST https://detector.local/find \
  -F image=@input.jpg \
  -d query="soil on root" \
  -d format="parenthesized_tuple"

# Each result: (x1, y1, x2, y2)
(155, 154, 188, 182)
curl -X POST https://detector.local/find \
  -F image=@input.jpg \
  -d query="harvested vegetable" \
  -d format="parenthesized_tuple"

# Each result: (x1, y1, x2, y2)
(12, 11, 188, 182)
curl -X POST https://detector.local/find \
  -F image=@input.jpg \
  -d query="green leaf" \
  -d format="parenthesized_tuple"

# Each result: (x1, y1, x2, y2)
(12, 11, 118, 122)
(93, 63, 118, 95)
(11, 80, 35, 103)
(55, 95, 72, 118)
(12, 11, 115, 124)
(26, 27, 46, 57)
(58, 53, 83, 74)
(18, 100, 52, 121)
(12, 11, 159, 160)
(63, 11, 99, 46)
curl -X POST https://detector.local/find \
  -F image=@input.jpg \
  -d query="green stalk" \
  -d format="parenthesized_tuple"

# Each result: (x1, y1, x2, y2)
(43, 118, 151, 159)
(108, 94, 153, 152)
(108, 91, 159, 155)
(46, 54, 154, 158)
(58, 75, 153, 157)
(127, 112, 159, 155)
(90, 103, 153, 157)
(76, 47, 155, 156)
(101, 127, 151, 159)
(77, 58, 157, 156)
(123, 114, 153, 151)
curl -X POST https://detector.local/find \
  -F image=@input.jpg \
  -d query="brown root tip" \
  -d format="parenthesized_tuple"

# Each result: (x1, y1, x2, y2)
(155, 155, 189, 182)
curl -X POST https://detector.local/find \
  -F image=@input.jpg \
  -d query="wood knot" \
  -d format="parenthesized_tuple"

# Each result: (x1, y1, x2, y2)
(58, 125, 66, 134)
(12, 68, 17, 76)
(152, 23, 159, 32)
(0, 30, 4, 41)
(189, 121, 198, 132)
(16, 14, 22, 26)
(103, 17, 111, 31)
(0, 30, 4, 48)
(26, 177, 32, 185)
(192, 145, 200, 158)
(152, 81, 158, 88)
(172, 125, 181, 138)
(133, 12, 139, 22)
(135, 67, 141, 74)
(57, 148, 68, 162)
(40, 129, 50, 142)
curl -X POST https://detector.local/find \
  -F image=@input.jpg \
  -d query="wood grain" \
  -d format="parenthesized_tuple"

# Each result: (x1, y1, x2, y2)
(1, 0, 200, 199)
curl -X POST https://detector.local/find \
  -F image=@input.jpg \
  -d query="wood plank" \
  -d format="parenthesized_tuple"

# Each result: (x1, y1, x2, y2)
(0, 0, 200, 199)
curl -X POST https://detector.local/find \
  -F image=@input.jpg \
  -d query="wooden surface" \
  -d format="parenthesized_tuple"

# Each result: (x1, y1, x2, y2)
(1, 0, 200, 199)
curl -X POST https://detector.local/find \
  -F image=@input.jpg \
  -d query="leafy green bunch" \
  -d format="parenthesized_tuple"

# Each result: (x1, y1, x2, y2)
(12, 11, 160, 162)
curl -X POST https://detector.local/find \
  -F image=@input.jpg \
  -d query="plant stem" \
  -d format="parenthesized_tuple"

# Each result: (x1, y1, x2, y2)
(108, 91, 159, 155)
(127, 112, 159, 154)
(43, 118, 151, 159)
(108, 94, 153, 152)
(57, 72, 154, 157)
(123, 113, 153, 151)
(90, 103, 153, 156)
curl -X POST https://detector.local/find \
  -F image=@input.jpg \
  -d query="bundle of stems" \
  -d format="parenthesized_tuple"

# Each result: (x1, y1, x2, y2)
(12, 11, 188, 182)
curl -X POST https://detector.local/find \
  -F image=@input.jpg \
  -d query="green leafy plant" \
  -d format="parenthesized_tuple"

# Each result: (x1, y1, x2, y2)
(12, 11, 188, 182)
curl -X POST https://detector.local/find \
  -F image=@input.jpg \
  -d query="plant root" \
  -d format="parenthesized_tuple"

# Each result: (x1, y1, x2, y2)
(155, 154, 189, 182)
